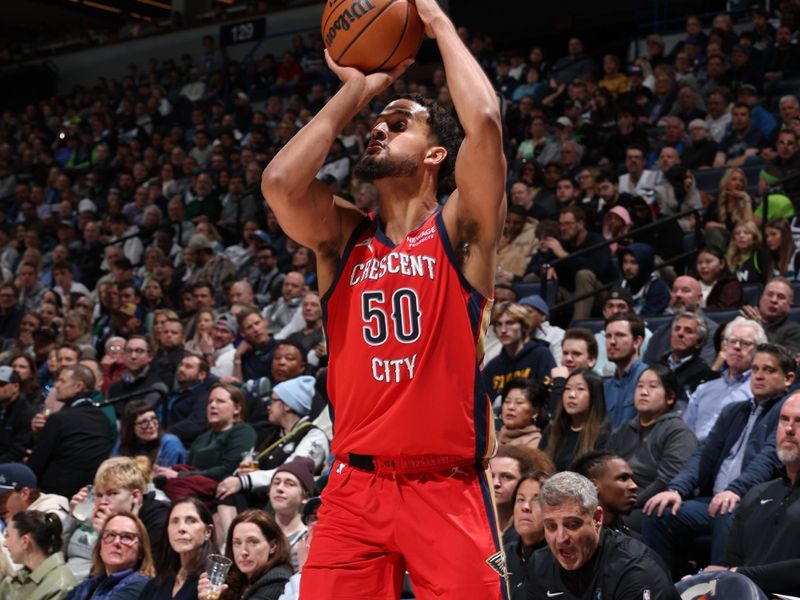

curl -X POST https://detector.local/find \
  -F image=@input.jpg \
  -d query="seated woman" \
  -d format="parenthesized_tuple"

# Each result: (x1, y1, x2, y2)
(695, 247, 742, 310)
(704, 167, 754, 246)
(540, 369, 610, 472)
(504, 473, 548, 600)
(0, 510, 77, 600)
(764, 218, 797, 278)
(138, 497, 219, 600)
(606, 365, 698, 530)
(198, 510, 292, 600)
(114, 400, 186, 468)
(65, 511, 155, 600)
(497, 378, 549, 450)
(726, 221, 768, 286)
(153, 383, 257, 501)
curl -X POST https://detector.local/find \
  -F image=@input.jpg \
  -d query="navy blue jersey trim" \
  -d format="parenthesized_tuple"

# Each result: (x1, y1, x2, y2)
(434, 209, 489, 302)
(321, 216, 373, 330)
(473, 363, 490, 458)
(477, 466, 511, 600)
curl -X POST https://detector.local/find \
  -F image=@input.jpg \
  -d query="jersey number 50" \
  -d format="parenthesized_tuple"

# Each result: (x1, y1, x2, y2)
(362, 289, 422, 345)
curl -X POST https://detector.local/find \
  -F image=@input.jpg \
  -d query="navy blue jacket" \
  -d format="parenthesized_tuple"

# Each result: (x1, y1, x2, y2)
(670, 395, 785, 498)
(483, 339, 556, 397)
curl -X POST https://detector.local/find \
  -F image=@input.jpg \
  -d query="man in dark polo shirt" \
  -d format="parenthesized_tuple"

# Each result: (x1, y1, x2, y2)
(0, 366, 36, 463)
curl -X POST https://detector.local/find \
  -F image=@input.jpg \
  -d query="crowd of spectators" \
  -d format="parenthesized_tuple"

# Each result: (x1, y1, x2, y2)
(1, 1, 800, 598)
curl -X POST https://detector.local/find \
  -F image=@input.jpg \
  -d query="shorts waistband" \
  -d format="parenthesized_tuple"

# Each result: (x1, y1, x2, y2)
(346, 453, 477, 474)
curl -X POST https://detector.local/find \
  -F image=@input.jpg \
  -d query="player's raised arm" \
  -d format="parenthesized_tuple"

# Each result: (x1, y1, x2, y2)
(261, 55, 412, 254)
(417, 0, 506, 295)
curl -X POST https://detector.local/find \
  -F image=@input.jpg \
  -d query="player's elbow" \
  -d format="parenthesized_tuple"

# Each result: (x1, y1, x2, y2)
(261, 165, 291, 209)
(466, 108, 503, 140)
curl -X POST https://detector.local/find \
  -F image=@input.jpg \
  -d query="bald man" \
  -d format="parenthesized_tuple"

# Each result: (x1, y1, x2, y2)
(644, 276, 719, 365)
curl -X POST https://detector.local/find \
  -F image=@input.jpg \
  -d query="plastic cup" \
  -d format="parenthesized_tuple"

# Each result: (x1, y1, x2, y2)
(206, 553, 232, 599)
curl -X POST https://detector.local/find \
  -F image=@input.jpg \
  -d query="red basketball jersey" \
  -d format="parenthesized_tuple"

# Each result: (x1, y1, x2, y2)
(322, 208, 494, 460)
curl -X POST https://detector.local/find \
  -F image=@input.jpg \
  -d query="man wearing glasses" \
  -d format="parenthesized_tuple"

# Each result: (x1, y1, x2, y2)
(107, 336, 164, 415)
(643, 342, 796, 573)
(683, 317, 765, 442)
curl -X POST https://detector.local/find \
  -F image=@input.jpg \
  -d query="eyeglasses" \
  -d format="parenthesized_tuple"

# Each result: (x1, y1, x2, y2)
(108, 345, 124, 352)
(101, 530, 139, 546)
(135, 417, 158, 428)
(724, 337, 756, 349)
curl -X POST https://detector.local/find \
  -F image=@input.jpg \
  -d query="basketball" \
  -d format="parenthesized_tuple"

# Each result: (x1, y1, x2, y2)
(321, 0, 424, 73)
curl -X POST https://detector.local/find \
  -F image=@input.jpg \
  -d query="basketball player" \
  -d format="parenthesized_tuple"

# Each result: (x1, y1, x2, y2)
(261, 1, 507, 598)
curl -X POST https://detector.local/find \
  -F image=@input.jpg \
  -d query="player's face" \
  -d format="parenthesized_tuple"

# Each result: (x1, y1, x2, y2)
(543, 500, 602, 571)
(490, 457, 521, 508)
(353, 99, 432, 182)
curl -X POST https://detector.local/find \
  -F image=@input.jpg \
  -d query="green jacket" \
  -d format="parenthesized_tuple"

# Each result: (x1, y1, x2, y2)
(0, 552, 77, 600)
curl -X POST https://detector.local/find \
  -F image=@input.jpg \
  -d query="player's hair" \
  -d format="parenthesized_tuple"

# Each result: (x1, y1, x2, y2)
(390, 93, 463, 180)
(562, 327, 598, 360)
(539, 472, 599, 516)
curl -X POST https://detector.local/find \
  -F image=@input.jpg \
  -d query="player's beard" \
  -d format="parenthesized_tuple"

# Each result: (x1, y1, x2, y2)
(353, 151, 417, 182)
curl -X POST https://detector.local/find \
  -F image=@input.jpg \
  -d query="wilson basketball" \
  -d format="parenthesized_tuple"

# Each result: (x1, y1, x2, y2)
(321, 0, 424, 73)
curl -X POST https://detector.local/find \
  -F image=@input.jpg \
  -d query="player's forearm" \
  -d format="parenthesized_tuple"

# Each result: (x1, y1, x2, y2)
(430, 16, 501, 136)
(262, 78, 367, 202)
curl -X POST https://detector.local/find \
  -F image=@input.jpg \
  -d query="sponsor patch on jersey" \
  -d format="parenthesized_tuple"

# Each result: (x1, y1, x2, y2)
(486, 550, 509, 578)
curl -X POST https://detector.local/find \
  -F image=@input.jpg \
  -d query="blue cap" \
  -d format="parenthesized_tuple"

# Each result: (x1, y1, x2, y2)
(519, 294, 549, 317)
(0, 463, 37, 491)
(273, 375, 315, 416)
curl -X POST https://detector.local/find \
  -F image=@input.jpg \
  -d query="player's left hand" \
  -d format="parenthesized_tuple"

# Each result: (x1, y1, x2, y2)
(414, 0, 447, 38)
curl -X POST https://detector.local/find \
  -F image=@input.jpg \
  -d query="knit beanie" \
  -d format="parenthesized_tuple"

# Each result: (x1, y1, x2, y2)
(274, 457, 316, 496)
(273, 375, 315, 416)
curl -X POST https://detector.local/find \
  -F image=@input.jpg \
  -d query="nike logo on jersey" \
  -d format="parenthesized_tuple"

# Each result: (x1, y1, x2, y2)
(546, 592, 564, 598)
(760, 498, 774, 504)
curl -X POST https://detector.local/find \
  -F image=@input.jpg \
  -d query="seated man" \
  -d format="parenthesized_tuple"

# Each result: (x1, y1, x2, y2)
(681, 391, 800, 597)
(682, 317, 764, 441)
(603, 312, 648, 430)
(644, 275, 719, 366)
(570, 450, 639, 536)
(527, 472, 678, 599)
(656, 312, 715, 403)
(740, 278, 800, 356)
(594, 288, 653, 377)
(643, 343, 795, 572)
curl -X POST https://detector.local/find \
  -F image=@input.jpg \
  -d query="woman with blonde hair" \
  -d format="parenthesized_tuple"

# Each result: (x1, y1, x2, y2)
(703, 167, 754, 247)
(184, 307, 217, 357)
(725, 221, 768, 285)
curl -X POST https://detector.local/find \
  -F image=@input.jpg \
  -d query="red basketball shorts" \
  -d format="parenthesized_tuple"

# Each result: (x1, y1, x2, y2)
(299, 457, 510, 600)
